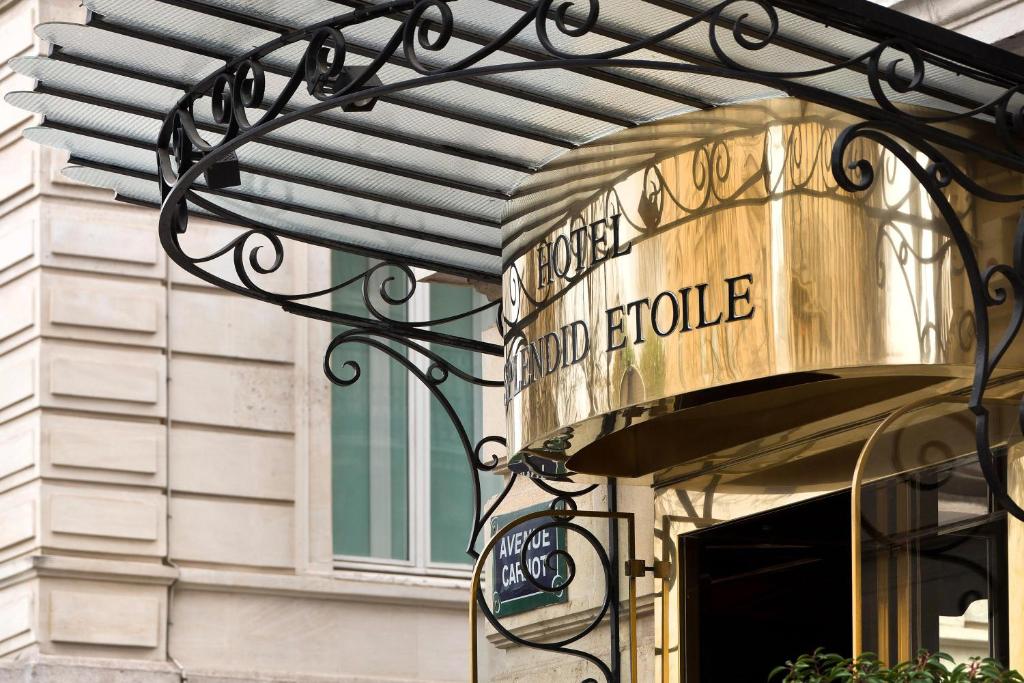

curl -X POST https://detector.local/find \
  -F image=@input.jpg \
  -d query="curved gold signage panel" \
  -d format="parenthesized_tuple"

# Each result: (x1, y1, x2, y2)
(501, 98, 1024, 478)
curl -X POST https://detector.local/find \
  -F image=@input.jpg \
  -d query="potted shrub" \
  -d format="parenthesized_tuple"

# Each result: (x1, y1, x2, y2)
(770, 649, 1024, 682)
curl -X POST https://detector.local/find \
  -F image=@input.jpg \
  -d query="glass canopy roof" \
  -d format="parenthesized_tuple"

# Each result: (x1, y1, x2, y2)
(8, 0, 1024, 283)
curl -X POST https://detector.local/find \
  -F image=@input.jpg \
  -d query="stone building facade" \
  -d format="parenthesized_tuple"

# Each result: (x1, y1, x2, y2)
(0, 1, 478, 680)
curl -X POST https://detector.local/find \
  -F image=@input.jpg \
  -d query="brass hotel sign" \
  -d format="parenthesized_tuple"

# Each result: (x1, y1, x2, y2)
(504, 215, 756, 403)
(500, 99, 1004, 475)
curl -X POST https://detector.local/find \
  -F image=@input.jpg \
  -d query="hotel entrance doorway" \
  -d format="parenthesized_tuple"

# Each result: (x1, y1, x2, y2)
(679, 492, 852, 682)
(677, 447, 1012, 681)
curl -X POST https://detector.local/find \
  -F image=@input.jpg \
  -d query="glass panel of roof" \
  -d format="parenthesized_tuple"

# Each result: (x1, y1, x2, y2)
(62, 163, 502, 276)
(36, 23, 222, 85)
(63, 165, 164, 205)
(194, 0, 343, 27)
(85, 0, 279, 60)
(204, 195, 501, 274)
(24, 127, 157, 174)
(8, 92, 163, 143)
(235, 134, 508, 219)
(9, 56, 183, 112)
(12, 52, 561, 177)
(26, 126, 502, 250)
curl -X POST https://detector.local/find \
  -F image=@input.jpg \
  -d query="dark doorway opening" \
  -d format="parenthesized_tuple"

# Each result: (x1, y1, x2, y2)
(680, 491, 852, 682)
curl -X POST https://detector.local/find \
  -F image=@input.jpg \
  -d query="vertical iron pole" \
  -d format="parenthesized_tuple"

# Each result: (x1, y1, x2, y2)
(608, 478, 621, 681)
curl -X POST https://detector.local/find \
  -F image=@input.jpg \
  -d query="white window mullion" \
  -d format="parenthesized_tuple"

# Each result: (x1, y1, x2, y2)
(409, 284, 432, 569)
(368, 350, 392, 559)
(473, 292, 484, 443)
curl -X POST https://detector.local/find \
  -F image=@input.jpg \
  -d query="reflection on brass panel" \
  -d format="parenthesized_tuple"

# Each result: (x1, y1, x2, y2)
(501, 98, 1024, 477)
(876, 494, 892, 665)
(571, 374, 946, 478)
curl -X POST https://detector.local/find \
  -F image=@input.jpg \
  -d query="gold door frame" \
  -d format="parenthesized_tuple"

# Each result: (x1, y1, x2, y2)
(850, 394, 947, 657)
(850, 390, 1022, 659)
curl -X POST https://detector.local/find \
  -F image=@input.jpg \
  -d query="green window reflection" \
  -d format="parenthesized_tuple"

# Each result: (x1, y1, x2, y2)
(330, 253, 502, 567)
(430, 281, 484, 565)
(331, 252, 409, 561)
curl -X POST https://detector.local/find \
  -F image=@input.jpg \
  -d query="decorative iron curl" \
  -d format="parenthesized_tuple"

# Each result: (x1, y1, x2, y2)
(231, 59, 268, 130)
(403, 0, 454, 73)
(305, 28, 349, 100)
(324, 327, 507, 554)
(155, 1, 1024, 342)
(708, 1, 782, 71)
(162, 188, 502, 354)
(479, 508, 615, 683)
(531, 475, 600, 501)
(832, 121, 1024, 522)
(324, 327, 502, 389)
(520, 521, 575, 595)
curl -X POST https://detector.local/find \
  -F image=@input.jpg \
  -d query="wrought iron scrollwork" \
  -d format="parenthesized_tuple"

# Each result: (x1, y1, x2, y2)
(476, 505, 617, 683)
(832, 121, 1024, 521)
(172, 198, 502, 353)
(323, 326, 509, 556)
(156, 0, 1024, 333)
(471, 496, 631, 683)
(140, 1, 1024, 678)
(323, 320, 620, 678)
(322, 322, 601, 551)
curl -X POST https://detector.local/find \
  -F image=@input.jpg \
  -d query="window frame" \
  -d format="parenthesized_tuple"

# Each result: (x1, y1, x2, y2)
(331, 276, 486, 578)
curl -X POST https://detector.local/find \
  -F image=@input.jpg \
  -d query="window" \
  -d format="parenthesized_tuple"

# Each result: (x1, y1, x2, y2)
(330, 252, 501, 572)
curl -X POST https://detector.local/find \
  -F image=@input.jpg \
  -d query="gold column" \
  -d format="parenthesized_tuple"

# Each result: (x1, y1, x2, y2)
(895, 484, 912, 663)
(875, 496, 891, 663)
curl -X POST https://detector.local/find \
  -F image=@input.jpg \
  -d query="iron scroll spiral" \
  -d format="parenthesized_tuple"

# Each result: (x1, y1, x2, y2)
(323, 328, 512, 557)
(480, 514, 615, 682)
(475, 495, 619, 683)
(322, 327, 599, 555)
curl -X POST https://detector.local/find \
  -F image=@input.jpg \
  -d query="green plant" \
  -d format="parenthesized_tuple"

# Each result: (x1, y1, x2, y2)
(769, 649, 1024, 683)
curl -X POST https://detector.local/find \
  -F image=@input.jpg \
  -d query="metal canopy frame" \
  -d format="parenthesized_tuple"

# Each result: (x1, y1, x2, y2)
(11, 0, 1024, 679)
